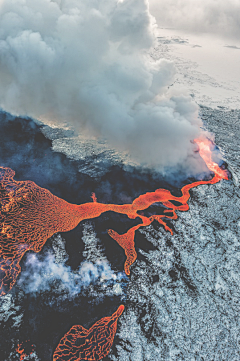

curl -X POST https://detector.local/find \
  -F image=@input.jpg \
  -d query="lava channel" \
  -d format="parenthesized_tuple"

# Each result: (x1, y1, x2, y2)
(0, 138, 228, 295)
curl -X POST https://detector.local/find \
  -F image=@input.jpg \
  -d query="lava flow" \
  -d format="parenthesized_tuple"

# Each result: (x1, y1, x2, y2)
(0, 138, 228, 295)
(16, 341, 34, 361)
(53, 305, 124, 361)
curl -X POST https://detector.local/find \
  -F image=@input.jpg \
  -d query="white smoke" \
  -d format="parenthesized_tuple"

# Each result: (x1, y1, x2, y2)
(18, 253, 124, 295)
(17, 233, 126, 297)
(149, 0, 240, 39)
(0, 0, 204, 171)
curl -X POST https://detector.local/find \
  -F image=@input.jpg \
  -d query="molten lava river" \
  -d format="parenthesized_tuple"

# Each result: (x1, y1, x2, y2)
(0, 139, 228, 360)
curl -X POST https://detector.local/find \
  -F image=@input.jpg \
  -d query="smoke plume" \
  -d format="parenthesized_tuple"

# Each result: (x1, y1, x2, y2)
(149, 0, 240, 39)
(0, 0, 205, 171)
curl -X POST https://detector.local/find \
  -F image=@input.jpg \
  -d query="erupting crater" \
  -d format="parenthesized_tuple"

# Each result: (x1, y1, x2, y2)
(0, 138, 228, 296)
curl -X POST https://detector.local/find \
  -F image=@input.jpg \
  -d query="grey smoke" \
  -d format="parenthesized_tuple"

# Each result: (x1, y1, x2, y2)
(0, 0, 206, 172)
(149, 0, 240, 39)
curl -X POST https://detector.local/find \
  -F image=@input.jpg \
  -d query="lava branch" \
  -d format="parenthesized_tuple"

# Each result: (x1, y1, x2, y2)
(53, 305, 124, 361)
(0, 138, 228, 295)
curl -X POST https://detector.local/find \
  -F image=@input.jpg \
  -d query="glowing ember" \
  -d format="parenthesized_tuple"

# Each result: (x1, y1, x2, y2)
(53, 305, 124, 361)
(0, 138, 228, 295)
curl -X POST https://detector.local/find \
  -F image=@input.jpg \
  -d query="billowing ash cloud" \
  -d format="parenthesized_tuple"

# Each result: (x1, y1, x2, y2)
(149, 0, 240, 39)
(0, 0, 205, 171)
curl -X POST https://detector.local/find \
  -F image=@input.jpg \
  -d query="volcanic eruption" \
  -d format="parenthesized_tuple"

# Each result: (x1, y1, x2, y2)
(0, 138, 228, 296)
(0, 0, 206, 173)
(0, 1, 233, 360)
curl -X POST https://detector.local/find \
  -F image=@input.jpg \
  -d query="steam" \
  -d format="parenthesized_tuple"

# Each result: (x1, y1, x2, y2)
(18, 253, 124, 296)
(0, 0, 204, 171)
(149, 0, 240, 39)
(18, 232, 126, 297)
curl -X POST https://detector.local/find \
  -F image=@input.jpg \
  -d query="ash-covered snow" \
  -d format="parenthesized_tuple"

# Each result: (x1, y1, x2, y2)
(41, 124, 143, 178)
(107, 107, 240, 361)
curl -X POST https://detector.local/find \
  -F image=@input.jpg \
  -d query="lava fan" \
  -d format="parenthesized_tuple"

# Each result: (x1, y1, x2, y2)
(53, 305, 124, 361)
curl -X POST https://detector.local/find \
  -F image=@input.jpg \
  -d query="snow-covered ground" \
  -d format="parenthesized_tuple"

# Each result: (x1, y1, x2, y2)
(154, 28, 240, 109)
(108, 108, 240, 361)
(41, 31, 240, 360)
(107, 30, 240, 360)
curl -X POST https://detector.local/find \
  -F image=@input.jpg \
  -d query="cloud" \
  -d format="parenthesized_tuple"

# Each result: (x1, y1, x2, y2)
(149, 0, 240, 39)
(0, 0, 206, 173)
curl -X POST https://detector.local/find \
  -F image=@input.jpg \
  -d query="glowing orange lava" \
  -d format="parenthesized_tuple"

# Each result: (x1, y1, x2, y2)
(0, 138, 228, 295)
(195, 138, 228, 180)
(16, 341, 34, 360)
(53, 304, 124, 361)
